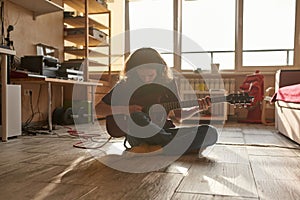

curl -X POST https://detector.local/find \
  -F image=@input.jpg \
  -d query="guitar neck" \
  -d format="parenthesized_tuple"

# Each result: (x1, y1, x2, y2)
(143, 92, 252, 112)
(150, 95, 228, 111)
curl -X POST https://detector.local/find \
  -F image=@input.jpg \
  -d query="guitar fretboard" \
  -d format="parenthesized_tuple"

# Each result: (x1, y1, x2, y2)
(142, 92, 252, 112)
(144, 95, 228, 112)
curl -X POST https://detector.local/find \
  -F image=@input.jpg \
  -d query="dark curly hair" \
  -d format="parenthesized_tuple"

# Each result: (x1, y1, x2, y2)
(120, 47, 173, 83)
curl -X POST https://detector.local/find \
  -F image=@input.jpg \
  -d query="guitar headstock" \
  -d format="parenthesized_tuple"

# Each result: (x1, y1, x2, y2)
(226, 92, 254, 106)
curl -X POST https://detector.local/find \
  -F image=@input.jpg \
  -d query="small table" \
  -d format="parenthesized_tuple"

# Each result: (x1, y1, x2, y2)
(1, 48, 16, 142)
(12, 77, 103, 132)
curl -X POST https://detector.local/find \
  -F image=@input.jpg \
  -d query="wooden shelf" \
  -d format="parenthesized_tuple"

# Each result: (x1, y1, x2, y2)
(64, 47, 108, 57)
(63, 0, 111, 81)
(63, 59, 107, 68)
(64, 16, 109, 30)
(9, 0, 63, 17)
(64, 0, 109, 14)
(64, 34, 109, 46)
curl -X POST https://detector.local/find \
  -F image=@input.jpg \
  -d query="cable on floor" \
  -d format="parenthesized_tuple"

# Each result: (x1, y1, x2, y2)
(73, 137, 112, 149)
(63, 126, 113, 149)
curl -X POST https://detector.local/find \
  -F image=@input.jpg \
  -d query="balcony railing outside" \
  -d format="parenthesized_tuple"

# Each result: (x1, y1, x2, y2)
(161, 48, 294, 69)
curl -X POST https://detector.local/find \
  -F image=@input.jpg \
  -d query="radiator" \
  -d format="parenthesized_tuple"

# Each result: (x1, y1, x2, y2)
(179, 78, 236, 116)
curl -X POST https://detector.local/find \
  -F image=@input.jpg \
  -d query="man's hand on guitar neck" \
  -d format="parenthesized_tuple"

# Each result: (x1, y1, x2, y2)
(170, 96, 212, 122)
(197, 96, 211, 111)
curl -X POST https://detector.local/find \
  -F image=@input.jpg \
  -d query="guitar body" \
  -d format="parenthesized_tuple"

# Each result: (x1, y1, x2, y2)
(106, 115, 129, 138)
(105, 83, 177, 138)
(106, 112, 175, 138)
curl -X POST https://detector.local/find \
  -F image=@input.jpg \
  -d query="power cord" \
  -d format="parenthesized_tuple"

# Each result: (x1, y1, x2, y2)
(73, 137, 112, 149)
(22, 91, 37, 134)
(62, 126, 113, 149)
(22, 86, 43, 135)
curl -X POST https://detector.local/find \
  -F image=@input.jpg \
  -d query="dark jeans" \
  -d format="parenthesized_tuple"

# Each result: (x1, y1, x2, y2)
(126, 112, 218, 155)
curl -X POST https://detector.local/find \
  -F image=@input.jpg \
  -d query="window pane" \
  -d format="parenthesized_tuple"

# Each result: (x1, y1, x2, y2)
(128, 0, 173, 67)
(181, 52, 211, 71)
(244, 51, 290, 66)
(213, 52, 235, 69)
(243, 0, 295, 66)
(182, 0, 235, 70)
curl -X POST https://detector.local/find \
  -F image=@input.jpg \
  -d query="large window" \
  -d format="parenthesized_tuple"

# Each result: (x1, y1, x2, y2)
(182, 0, 236, 70)
(128, 0, 173, 67)
(243, 0, 296, 66)
(126, 0, 298, 71)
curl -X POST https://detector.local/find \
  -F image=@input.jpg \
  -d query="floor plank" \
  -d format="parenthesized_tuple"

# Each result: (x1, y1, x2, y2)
(244, 134, 284, 146)
(204, 145, 249, 164)
(0, 181, 96, 200)
(165, 154, 198, 174)
(217, 137, 245, 145)
(246, 146, 299, 157)
(256, 180, 300, 200)
(274, 132, 300, 149)
(0, 162, 67, 184)
(249, 155, 300, 181)
(218, 129, 244, 138)
(172, 193, 258, 200)
(177, 161, 258, 198)
(77, 171, 183, 200)
(242, 128, 275, 135)
(120, 172, 183, 200)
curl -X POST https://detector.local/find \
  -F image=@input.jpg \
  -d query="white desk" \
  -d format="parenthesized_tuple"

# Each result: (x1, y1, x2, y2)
(12, 77, 103, 132)
(1, 48, 16, 142)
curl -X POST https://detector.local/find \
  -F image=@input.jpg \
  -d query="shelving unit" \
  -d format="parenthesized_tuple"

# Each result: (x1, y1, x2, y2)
(64, 47, 107, 58)
(63, 0, 111, 81)
(8, 0, 63, 19)
(64, 34, 108, 46)
(64, 16, 108, 30)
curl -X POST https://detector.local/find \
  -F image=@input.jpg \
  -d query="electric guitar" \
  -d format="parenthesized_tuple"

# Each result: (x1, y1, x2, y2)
(105, 92, 253, 138)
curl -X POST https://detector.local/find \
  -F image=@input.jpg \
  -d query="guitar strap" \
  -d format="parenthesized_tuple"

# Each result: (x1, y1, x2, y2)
(123, 136, 131, 149)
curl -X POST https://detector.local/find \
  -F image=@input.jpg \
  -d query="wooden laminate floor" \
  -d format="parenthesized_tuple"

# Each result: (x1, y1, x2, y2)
(1, 121, 300, 200)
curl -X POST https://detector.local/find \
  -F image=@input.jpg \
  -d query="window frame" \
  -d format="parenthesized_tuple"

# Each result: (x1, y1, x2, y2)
(125, 0, 300, 72)
(236, 0, 300, 72)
